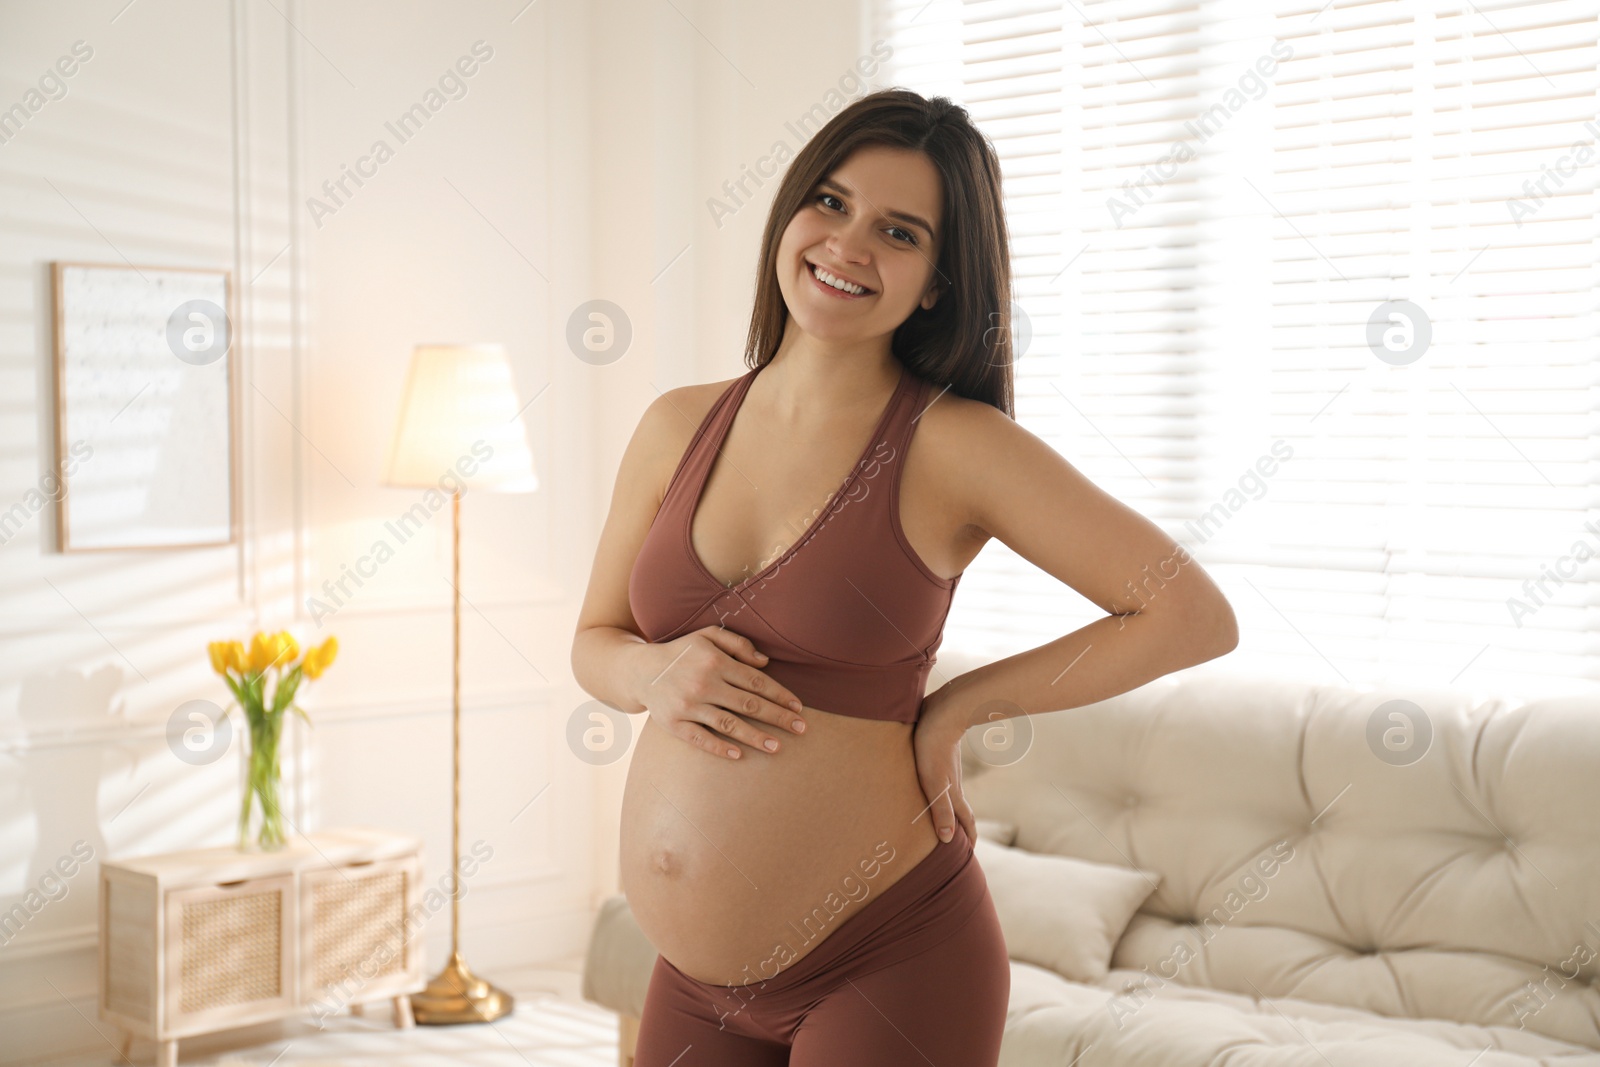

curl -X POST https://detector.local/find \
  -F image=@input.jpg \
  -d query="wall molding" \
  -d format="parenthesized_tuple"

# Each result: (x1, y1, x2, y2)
(0, 688, 565, 753)
(0, 587, 566, 638)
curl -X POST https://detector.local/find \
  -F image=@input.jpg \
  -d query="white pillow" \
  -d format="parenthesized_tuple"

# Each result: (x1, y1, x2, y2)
(973, 837, 1161, 984)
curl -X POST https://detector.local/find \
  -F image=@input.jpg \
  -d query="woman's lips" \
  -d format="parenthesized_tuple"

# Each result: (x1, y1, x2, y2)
(807, 261, 873, 300)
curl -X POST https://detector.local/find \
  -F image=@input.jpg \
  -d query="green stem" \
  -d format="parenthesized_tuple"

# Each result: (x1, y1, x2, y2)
(239, 704, 289, 851)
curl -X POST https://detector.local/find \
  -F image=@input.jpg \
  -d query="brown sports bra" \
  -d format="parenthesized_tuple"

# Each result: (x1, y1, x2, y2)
(627, 360, 960, 724)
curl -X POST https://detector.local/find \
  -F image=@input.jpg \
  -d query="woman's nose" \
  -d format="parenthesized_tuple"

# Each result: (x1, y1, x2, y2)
(827, 226, 872, 265)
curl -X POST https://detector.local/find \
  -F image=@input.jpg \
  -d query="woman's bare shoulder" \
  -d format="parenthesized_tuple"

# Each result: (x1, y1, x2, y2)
(906, 378, 1035, 530)
(911, 378, 1016, 449)
(645, 376, 739, 437)
(625, 374, 744, 497)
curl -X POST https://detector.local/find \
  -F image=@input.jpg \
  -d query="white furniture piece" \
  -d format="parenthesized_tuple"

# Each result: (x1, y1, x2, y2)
(99, 826, 425, 1067)
(582, 654, 1600, 1066)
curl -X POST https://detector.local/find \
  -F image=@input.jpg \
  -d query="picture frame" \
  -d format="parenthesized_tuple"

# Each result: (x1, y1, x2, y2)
(50, 261, 240, 552)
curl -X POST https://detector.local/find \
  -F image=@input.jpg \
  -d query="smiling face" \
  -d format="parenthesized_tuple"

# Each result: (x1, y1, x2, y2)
(774, 143, 946, 347)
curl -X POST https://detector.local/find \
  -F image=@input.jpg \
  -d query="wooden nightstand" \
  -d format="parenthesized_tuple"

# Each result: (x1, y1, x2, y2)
(98, 827, 425, 1066)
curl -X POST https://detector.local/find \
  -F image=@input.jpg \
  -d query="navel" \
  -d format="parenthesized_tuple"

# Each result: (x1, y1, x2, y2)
(650, 846, 684, 879)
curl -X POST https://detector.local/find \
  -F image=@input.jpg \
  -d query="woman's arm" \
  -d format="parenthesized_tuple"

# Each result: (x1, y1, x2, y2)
(570, 389, 684, 715)
(918, 394, 1239, 735)
(570, 385, 808, 758)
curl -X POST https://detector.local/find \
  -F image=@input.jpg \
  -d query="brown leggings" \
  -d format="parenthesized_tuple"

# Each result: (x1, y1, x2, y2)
(633, 822, 1009, 1066)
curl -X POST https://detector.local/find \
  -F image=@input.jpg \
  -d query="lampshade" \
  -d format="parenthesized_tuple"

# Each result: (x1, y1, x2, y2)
(382, 343, 539, 492)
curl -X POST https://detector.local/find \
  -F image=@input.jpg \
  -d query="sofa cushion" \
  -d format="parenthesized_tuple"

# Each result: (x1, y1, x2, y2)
(974, 836, 1161, 983)
(975, 816, 1018, 845)
(1001, 960, 1600, 1066)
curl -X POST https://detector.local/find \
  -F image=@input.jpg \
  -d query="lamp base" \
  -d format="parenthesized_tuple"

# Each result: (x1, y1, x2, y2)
(410, 951, 514, 1025)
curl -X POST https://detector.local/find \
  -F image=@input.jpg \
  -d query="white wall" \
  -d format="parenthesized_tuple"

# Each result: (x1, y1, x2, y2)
(0, 0, 869, 1060)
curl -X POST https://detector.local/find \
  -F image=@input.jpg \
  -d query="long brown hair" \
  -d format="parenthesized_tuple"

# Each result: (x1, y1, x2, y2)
(742, 88, 1015, 419)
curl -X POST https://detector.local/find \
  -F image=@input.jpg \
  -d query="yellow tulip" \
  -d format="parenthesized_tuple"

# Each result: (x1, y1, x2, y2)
(207, 641, 229, 676)
(303, 636, 339, 679)
(225, 640, 246, 673)
(244, 631, 304, 674)
(246, 632, 276, 673)
(277, 630, 300, 667)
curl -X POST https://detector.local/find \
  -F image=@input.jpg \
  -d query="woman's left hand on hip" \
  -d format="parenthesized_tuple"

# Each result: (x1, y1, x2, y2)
(912, 695, 976, 845)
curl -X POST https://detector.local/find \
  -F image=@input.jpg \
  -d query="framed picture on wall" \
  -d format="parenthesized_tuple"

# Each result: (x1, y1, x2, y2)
(50, 262, 239, 551)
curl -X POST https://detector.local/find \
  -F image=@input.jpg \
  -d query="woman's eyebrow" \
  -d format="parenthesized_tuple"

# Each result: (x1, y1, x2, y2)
(817, 178, 936, 238)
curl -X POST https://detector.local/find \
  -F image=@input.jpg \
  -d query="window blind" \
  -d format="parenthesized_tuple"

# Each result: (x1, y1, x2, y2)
(869, 0, 1600, 701)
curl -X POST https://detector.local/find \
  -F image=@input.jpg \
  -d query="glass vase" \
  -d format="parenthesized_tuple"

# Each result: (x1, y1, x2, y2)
(238, 712, 288, 851)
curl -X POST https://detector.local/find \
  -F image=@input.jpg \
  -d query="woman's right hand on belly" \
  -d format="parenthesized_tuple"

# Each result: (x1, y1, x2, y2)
(637, 625, 810, 759)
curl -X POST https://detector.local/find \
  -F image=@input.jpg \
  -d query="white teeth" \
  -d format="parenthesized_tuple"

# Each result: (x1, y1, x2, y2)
(810, 262, 866, 295)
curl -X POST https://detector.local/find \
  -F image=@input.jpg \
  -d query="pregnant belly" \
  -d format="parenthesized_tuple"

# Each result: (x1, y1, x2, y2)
(619, 707, 942, 988)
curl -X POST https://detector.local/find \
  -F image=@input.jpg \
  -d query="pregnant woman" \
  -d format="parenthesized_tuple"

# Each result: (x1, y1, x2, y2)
(572, 90, 1238, 1066)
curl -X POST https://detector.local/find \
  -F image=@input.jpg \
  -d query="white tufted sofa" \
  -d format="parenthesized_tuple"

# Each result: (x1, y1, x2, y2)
(582, 652, 1600, 1065)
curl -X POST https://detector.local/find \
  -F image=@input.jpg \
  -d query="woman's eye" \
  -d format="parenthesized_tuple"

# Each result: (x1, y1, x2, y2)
(817, 193, 917, 245)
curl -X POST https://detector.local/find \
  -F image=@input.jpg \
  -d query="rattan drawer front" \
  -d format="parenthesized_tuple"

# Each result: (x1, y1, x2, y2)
(165, 875, 295, 1032)
(301, 855, 422, 1002)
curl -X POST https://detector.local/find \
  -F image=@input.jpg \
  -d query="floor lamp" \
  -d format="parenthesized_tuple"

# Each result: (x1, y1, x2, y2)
(382, 342, 539, 1024)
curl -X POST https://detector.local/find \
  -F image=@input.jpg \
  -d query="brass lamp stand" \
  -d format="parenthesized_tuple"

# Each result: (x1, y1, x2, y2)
(381, 342, 538, 1026)
(409, 489, 512, 1024)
